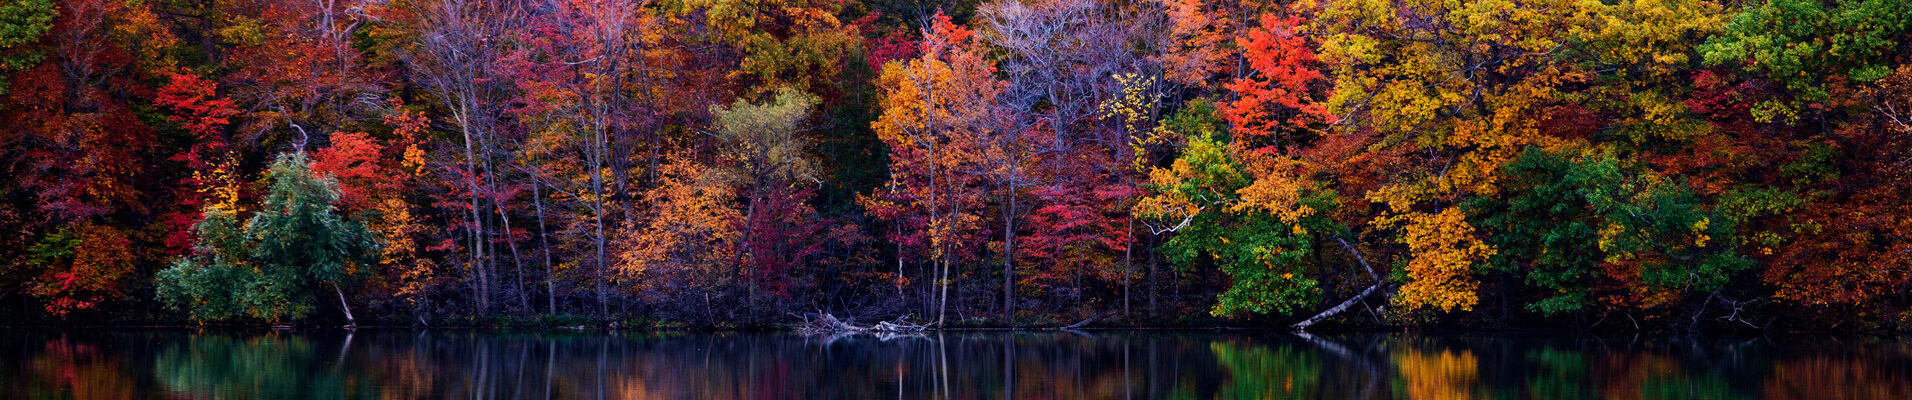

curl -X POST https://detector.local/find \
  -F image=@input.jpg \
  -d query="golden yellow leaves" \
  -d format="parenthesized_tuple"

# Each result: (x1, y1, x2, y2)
(618, 151, 742, 284)
(1386, 208, 1495, 313)
(1103, 73, 1162, 137)
(1691, 217, 1711, 247)
(1134, 141, 1215, 225)
(1581, 0, 1725, 76)
(198, 159, 243, 214)
(1233, 155, 1315, 226)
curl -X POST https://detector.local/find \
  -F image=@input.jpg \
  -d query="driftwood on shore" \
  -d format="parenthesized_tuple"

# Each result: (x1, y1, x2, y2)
(795, 312, 928, 335)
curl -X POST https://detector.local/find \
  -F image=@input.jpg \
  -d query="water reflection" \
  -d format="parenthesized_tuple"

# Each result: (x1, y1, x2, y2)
(2, 329, 1908, 399)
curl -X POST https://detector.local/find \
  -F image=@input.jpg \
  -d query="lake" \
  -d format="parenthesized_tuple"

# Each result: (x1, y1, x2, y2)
(1, 328, 1907, 399)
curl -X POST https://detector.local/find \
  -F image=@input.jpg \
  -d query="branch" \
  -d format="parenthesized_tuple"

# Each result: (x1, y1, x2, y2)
(1060, 314, 1103, 330)
(1336, 237, 1381, 284)
(1294, 238, 1389, 331)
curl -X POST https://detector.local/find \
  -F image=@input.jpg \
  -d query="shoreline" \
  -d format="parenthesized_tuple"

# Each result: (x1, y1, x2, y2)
(0, 323, 1897, 337)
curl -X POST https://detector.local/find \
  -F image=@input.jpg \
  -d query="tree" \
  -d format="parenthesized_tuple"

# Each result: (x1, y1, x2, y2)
(1310, 0, 1621, 314)
(1136, 102, 1338, 317)
(1761, 65, 1912, 312)
(158, 153, 379, 324)
(20, 223, 135, 316)
(1701, 0, 1912, 122)
(407, 0, 528, 314)
(6, 0, 175, 223)
(979, 0, 1163, 318)
(1219, 14, 1333, 147)
(217, 0, 382, 141)
(156, 71, 241, 255)
(246, 152, 380, 324)
(155, 206, 253, 322)
(712, 88, 832, 308)
(617, 150, 743, 320)
(1382, 207, 1493, 313)
(1154, 0, 1228, 87)
(0, 0, 55, 96)
(863, 12, 1001, 325)
(1469, 147, 1759, 315)
(310, 118, 436, 317)
(671, 0, 862, 94)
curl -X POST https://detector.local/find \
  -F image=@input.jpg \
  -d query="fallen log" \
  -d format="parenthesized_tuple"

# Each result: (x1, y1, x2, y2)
(1060, 314, 1103, 330)
(1293, 238, 1389, 331)
(1293, 282, 1386, 330)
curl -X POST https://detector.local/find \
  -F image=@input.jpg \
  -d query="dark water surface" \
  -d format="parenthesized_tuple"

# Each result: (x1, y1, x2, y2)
(2, 328, 1908, 399)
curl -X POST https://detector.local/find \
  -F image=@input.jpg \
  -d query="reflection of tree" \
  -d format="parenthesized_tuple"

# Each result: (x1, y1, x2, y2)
(1392, 340, 1479, 400)
(1627, 356, 1737, 400)
(1209, 338, 1321, 400)
(24, 337, 138, 400)
(1525, 347, 1592, 400)
(1587, 340, 1744, 400)
(1764, 354, 1912, 400)
(16, 331, 1910, 399)
(153, 333, 362, 399)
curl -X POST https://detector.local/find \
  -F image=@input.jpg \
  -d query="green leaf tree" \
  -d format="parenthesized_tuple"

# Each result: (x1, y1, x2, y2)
(1467, 147, 1760, 315)
(1700, 0, 1912, 122)
(159, 153, 379, 324)
(1138, 103, 1340, 317)
(0, 0, 55, 96)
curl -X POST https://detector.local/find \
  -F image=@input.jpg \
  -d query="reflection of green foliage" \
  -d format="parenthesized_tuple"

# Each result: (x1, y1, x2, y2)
(1701, 0, 1912, 121)
(153, 334, 362, 398)
(1640, 369, 1741, 400)
(1524, 347, 1591, 400)
(1209, 340, 1320, 400)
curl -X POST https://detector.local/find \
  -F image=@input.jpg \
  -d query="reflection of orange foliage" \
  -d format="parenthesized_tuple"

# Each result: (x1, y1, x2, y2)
(29, 338, 137, 400)
(1394, 345, 1479, 400)
(1764, 356, 1912, 400)
(1595, 353, 1682, 399)
(604, 373, 671, 400)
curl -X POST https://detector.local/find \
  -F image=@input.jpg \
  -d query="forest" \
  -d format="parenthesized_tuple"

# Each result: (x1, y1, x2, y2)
(0, 0, 1907, 332)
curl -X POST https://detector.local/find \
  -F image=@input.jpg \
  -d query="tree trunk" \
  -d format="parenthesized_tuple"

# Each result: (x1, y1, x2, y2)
(456, 111, 490, 314)
(332, 282, 356, 327)
(532, 178, 556, 315)
(1293, 282, 1384, 330)
(1123, 212, 1133, 316)
(485, 154, 529, 312)
(1293, 238, 1385, 331)
(1002, 183, 1015, 321)
(592, 121, 609, 320)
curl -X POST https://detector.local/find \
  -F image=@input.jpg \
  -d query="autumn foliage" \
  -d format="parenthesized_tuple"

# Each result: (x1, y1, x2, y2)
(0, 0, 1908, 332)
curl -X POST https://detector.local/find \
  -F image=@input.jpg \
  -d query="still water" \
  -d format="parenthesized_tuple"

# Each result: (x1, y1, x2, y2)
(1, 328, 1907, 399)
